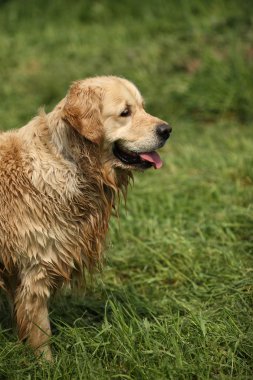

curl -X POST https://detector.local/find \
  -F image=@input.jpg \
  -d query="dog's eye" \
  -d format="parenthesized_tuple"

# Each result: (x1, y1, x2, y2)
(120, 107, 131, 117)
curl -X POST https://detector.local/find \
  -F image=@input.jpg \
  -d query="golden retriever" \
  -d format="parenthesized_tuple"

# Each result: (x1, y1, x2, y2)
(0, 76, 171, 360)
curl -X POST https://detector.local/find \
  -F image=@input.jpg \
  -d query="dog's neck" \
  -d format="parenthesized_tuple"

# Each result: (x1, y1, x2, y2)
(45, 102, 132, 201)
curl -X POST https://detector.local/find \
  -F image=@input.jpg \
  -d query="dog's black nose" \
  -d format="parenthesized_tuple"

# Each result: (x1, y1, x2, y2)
(156, 124, 172, 141)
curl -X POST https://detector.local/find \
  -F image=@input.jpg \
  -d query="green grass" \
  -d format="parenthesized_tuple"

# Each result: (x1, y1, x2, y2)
(0, 0, 253, 378)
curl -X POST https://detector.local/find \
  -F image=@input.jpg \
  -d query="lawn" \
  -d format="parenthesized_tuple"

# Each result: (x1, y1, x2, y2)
(0, 0, 253, 379)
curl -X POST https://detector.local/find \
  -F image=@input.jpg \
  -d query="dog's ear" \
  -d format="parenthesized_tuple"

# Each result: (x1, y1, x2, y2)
(63, 82, 103, 144)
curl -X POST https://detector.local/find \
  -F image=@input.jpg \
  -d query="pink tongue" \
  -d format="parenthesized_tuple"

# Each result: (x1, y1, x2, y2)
(139, 151, 163, 169)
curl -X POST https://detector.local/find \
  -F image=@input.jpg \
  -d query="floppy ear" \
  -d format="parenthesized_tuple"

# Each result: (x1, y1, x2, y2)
(63, 82, 103, 144)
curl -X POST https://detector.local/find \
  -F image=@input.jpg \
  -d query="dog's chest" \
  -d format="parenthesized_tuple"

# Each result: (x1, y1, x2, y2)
(1, 154, 113, 275)
(31, 165, 113, 260)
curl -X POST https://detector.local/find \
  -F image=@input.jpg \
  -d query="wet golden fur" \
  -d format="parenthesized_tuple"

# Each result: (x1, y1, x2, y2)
(0, 76, 167, 360)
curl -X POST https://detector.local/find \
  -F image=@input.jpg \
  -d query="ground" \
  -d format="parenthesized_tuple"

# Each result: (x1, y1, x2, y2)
(0, 0, 252, 379)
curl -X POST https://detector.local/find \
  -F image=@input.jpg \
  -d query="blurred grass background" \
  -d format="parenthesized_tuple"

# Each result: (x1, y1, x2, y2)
(0, 0, 253, 379)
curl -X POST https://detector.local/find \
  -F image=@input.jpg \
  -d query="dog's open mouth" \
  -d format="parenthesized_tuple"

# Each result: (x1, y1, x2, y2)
(113, 142, 163, 169)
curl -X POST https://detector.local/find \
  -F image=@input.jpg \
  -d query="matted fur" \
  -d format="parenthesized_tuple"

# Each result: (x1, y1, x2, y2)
(0, 76, 168, 360)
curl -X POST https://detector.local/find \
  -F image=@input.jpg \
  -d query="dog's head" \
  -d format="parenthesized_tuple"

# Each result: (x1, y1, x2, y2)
(62, 76, 172, 170)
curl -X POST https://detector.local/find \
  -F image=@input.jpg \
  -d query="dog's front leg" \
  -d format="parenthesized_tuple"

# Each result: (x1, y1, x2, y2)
(14, 265, 52, 361)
